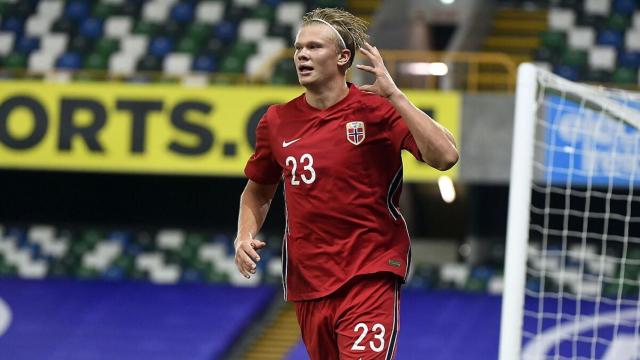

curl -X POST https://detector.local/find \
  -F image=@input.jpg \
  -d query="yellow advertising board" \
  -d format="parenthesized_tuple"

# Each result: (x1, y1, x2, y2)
(0, 82, 460, 182)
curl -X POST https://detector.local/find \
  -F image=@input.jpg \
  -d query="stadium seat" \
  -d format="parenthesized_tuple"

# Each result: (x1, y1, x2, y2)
(192, 54, 218, 72)
(15, 36, 39, 55)
(170, 2, 195, 24)
(109, 51, 138, 76)
(626, 29, 640, 51)
(1, 16, 25, 35)
(177, 37, 200, 54)
(64, 1, 91, 22)
(611, 67, 637, 84)
(633, 11, 640, 28)
(95, 38, 119, 58)
(606, 13, 630, 31)
(161, 20, 185, 39)
(220, 54, 246, 73)
(589, 46, 616, 70)
(56, 52, 82, 70)
(28, 52, 58, 74)
(79, 18, 104, 40)
(186, 23, 210, 45)
(37, 0, 64, 20)
(548, 8, 576, 31)
(164, 53, 192, 76)
(540, 30, 566, 52)
(276, 2, 305, 27)
(91, 3, 113, 19)
(214, 20, 238, 44)
(149, 36, 174, 58)
(203, 37, 227, 57)
(85, 52, 109, 70)
(596, 29, 623, 48)
(195, 1, 225, 24)
(142, 1, 171, 22)
(562, 48, 588, 68)
(252, 4, 276, 23)
(584, 0, 611, 16)
(612, 0, 635, 15)
(133, 20, 159, 37)
(568, 27, 595, 49)
(586, 69, 612, 83)
(238, 19, 269, 42)
(40, 33, 68, 57)
(618, 51, 640, 69)
(225, 5, 250, 23)
(138, 53, 162, 71)
(105, 16, 133, 38)
(233, 0, 261, 7)
(25, 15, 53, 36)
(0, 32, 15, 56)
(121, 35, 149, 57)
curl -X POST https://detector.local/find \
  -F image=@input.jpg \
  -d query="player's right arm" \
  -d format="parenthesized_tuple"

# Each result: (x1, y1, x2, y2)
(235, 179, 278, 279)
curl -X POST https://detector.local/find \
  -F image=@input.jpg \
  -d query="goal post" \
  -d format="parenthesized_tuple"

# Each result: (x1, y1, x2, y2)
(499, 63, 640, 360)
(500, 63, 538, 360)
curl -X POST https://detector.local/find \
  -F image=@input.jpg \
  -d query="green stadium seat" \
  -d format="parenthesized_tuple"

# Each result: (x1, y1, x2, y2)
(540, 31, 566, 52)
(93, 2, 116, 19)
(133, 20, 158, 36)
(84, 52, 109, 70)
(221, 54, 246, 73)
(252, 4, 276, 23)
(161, 20, 185, 38)
(612, 67, 637, 84)
(585, 69, 611, 83)
(231, 40, 257, 59)
(4, 52, 27, 69)
(95, 38, 119, 57)
(561, 48, 588, 68)
(177, 37, 200, 54)
(186, 23, 211, 44)
(606, 13, 630, 32)
(0, 2, 10, 16)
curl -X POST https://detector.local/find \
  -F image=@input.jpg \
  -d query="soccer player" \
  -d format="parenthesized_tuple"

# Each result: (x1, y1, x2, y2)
(235, 8, 458, 360)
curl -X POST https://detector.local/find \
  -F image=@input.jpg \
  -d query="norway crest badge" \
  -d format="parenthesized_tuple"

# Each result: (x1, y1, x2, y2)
(346, 121, 365, 145)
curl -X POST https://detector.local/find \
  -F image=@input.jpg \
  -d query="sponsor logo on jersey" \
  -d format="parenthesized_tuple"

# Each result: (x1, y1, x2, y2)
(282, 138, 301, 148)
(346, 121, 365, 145)
(388, 259, 401, 267)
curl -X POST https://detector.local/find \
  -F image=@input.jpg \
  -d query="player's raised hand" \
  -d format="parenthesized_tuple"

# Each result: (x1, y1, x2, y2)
(356, 42, 400, 99)
(234, 237, 266, 279)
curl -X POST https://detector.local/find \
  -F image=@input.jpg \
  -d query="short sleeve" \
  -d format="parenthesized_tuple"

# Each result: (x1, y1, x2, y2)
(385, 102, 423, 162)
(244, 110, 282, 184)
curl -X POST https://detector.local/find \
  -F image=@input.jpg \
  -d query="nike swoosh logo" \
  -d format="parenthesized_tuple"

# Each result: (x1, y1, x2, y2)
(282, 138, 301, 147)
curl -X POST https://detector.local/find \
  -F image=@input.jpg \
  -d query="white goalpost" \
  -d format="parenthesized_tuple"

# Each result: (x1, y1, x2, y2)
(500, 63, 640, 360)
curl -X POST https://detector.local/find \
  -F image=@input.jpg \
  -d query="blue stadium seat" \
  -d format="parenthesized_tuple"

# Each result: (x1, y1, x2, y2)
(214, 20, 237, 44)
(15, 36, 39, 55)
(193, 54, 218, 72)
(64, 1, 91, 22)
(618, 51, 640, 69)
(612, 0, 636, 15)
(264, 0, 284, 6)
(79, 18, 104, 39)
(171, 2, 195, 23)
(149, 36, 174, 58)
(1, 16, 25, 35)
(597, 29, 623, 48)
(553, 64, 579, 81)
(55, 52, 82, 70)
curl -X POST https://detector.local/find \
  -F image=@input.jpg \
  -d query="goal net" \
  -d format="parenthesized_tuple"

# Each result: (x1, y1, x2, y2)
(499, 63, 640, 360)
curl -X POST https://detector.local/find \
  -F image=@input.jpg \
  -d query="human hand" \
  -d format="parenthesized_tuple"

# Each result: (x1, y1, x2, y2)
(356, 42, 400, 99)
(234, 236, 266, 279)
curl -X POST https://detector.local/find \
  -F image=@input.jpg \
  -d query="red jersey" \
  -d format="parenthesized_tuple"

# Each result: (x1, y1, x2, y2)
(244, 83, 424, 301)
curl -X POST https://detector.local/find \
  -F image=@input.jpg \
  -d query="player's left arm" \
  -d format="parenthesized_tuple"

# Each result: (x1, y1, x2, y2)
(357, 42, 459, 171)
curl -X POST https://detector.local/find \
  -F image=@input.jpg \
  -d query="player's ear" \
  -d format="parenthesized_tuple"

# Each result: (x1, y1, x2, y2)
(337, 48, 351, 66)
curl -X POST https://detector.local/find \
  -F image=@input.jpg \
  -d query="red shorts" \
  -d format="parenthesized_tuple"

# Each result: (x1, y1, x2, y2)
(294, 273, 401, 360)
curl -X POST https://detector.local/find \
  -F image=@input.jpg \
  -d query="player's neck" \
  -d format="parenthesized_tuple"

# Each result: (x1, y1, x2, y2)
(304, 79, 349, 110)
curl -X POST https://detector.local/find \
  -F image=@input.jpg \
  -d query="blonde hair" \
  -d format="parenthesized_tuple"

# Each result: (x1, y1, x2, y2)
(302, 8, 369, 67)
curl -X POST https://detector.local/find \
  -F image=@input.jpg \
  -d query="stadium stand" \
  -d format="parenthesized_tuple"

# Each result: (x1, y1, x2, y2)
(535, 0, 640, 84)
(0, 0, 345, 83)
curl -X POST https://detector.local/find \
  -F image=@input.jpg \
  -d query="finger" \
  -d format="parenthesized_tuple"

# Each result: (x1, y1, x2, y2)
(235, 257, 251, 278)
(358, 46, 376, 62)
(251, 240, 267, 250)
(356, 64, 375, 73)
(359, 84, 376, 93)
(239, 250, 257, 271)
(244, 243, 261, 262)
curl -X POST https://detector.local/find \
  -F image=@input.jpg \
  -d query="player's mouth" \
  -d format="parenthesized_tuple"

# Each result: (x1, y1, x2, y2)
(298, 64, 314, 75)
